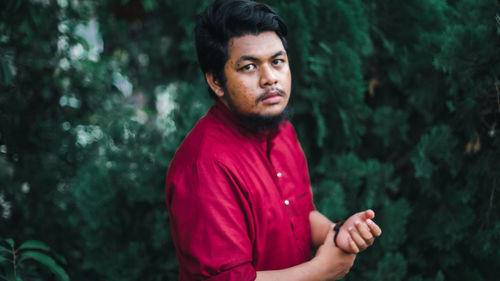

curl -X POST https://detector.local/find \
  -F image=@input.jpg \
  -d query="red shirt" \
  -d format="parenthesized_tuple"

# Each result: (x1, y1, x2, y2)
(165, 101, 315, 280)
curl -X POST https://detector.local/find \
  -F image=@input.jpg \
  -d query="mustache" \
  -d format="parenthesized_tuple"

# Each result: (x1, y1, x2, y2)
(256, 87, 286, 103)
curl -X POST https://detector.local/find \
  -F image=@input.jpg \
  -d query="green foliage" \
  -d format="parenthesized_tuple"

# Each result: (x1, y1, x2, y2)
(410, 125, 461, 180)
(0, 238, 69, 281)
(374, 252, 408, 281)
(1, 0, 499, 280)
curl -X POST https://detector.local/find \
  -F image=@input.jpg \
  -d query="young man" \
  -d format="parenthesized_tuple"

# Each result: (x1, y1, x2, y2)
(165, 0, 382, 280)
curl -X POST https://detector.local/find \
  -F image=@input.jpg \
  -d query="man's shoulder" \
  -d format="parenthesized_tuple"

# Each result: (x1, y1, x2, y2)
(169, 113, 243, 171)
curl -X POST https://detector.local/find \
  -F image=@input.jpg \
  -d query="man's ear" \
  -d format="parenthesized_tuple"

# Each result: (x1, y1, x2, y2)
(205, 72, 225, 98)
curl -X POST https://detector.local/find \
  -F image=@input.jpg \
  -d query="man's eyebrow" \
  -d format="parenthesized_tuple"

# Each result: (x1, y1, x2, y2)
(235, 50, 286, 66)
(236, 55, 260, 66)
(270, 50, 286, 59)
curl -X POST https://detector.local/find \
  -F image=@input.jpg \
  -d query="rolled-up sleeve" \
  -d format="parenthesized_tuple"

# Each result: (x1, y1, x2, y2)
(166, 160, 256, 281)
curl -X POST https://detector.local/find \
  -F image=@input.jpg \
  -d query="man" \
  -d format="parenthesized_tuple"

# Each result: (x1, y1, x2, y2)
(165, 0, 382, 280)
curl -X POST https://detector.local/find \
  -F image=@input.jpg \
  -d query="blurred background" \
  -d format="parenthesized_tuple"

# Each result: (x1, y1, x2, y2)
(1, 0, 499, 280)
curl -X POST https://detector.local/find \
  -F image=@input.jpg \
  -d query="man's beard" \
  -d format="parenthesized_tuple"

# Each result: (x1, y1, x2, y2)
(223, 89, 291, 135)
(236, 106, 291, 135)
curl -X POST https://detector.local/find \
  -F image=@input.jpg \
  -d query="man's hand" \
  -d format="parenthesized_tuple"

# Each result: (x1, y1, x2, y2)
(335, 209, 382, 254)
(312, 224, 356, 281)
(256, 210, 379, 281)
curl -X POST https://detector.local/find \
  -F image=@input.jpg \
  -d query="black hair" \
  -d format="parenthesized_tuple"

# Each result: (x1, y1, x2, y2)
(194, 0, 288, 99)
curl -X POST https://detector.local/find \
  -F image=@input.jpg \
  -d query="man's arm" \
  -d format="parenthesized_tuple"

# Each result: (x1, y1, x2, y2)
(255, 208, 383, 281)
(310, 209, 383, 253)
(309, 210, 335, 249)
(255, 225, 355, 281)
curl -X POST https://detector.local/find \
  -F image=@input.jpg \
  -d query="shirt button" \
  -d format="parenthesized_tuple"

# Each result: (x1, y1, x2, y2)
(284, 200, 289, 206)
(277, 172, 282, 178)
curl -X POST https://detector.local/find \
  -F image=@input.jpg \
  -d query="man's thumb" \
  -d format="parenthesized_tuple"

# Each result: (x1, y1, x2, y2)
(363, 209, 375, 220)
(324, 224, 336, 245)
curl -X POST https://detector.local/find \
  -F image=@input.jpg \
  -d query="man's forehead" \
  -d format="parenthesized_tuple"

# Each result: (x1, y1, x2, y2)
(227, 31, 286, 60)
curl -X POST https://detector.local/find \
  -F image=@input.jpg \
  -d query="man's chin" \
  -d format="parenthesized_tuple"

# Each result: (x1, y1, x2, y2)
(237, 106, 291, 135)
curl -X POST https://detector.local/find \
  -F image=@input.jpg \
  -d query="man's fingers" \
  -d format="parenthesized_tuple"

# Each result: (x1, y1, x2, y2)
(355, 220, 374, 242)
(348, 227, 367, 251)
(363, 209, 375, 220)
(348, 236, 360, 254)
(367, 219, 382, 237)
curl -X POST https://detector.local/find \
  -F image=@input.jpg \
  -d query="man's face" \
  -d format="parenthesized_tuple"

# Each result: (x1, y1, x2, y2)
(219, 31, 291, 118)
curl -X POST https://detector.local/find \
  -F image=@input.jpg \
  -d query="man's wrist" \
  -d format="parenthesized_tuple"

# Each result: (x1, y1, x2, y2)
(333, 221, 345, 247)
(308, 257, 327, 281)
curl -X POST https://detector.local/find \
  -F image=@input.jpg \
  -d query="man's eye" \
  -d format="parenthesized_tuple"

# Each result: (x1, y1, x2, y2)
(241, 64, 256, 71)
(272, 59, 285, 66)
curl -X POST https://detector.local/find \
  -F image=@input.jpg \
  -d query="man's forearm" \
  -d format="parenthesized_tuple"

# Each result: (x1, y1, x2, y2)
(255, 260, 322, 281)
(309, 210, 334, 249)
(255, 226, 356, 281)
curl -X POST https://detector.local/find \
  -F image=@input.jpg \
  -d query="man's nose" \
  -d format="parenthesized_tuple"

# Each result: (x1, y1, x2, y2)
(259, 64, 278, 86)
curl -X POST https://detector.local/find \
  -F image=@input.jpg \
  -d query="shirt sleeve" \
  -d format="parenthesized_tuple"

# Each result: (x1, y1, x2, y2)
(166, 159, 256, 281)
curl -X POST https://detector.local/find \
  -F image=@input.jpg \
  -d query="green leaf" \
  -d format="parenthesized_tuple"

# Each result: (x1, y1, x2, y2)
(18, 240, 50, 252)
(4, 239, 14, 248)
(0, 256, 11, 263)
(0, 245, 11, 254)
(51, 252, 67, 265)
(18, 251, 69, 281)
(318, 41, 333, 55)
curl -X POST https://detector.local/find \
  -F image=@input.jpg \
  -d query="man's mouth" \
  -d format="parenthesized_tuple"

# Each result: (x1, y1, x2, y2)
(258, 89, 285, 105)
